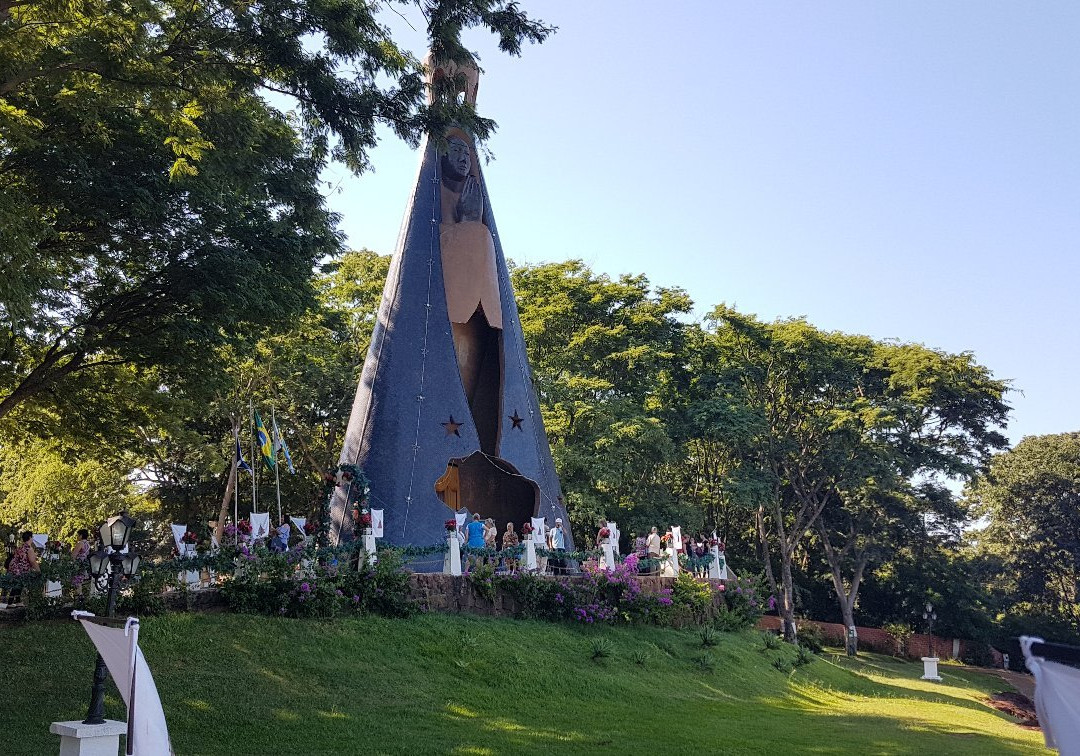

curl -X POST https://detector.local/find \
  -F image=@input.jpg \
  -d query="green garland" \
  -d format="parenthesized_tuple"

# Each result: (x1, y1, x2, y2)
(0, 540, 725, 591)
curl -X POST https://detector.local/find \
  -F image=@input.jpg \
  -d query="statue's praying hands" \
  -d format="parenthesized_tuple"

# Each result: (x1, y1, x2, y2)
(456, 175, 484, 223)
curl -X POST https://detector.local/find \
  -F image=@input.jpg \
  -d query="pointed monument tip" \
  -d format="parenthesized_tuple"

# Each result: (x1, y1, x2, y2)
(424, 50, 480, 107)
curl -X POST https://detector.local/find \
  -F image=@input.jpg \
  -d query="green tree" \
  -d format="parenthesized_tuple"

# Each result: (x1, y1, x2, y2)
(0, 0, 552, 425)
(0, 439, 152, 542)
(510, 260, 693, 542)
(969, 432, 1080, 636)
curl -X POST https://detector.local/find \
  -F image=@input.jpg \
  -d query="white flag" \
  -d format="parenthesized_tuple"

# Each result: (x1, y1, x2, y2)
(531, 517, 547, 540)
(76, 614, 172, 755)
(371, 509, 384, 538)
(250, 512, 270, 539)
(169, 525, 187, 552)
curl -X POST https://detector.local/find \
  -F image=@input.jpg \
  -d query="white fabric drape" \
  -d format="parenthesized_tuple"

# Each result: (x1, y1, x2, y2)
(531, 517, 547, 541)
(75, 614, 172, 755)
(290, 517, 307, 542)
(249, 512, 270, 539)
(1022, 636, 1080, 755)
(169, 525, 187, 552)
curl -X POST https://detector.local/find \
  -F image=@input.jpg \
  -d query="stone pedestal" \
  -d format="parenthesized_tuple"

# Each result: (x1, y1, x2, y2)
(920, 656, 942, 681)
(361, 530, 377, 566)
(443, 534, 461, 576)
(601, 542, 616, 572)
(50, 720, 125, 756)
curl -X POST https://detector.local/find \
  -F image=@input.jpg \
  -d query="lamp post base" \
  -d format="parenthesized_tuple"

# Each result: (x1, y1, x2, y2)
(920, 656, 943, 682)
(50, 720, 125, 756)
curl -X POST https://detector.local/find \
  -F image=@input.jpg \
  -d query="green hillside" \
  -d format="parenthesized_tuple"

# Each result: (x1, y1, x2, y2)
(0, 613, 1046, 755)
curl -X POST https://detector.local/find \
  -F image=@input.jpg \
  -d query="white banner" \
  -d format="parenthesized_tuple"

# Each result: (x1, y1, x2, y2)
(671, 525, 683, 550)
(32, 533, 48, 550)
(76, 614, 172, 755)
(290, 517, 307, 541)
(455, 511, 467, 532)
(370, 509, 384, 538)
(525, 539, 537, 571)
(169, 525, 187, 552)
(250, 512, 270, 540)
(531, 517, 547, 540)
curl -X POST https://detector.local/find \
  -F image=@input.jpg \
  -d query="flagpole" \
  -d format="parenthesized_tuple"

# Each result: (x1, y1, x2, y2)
(249, 399, 258, 514)
(233, 423, 240, 546)
(272, 406, 282, 524)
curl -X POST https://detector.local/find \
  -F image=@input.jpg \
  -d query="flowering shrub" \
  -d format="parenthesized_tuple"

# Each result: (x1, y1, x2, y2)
(495, 553, 674, 626)
(219, 548, 414, 619)
(717, 575, 764, 630)
(671, 571, 713, 614)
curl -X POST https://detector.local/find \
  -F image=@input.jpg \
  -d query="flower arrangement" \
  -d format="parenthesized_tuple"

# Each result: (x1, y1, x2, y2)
(359, 512, 372, 528)
(304, 522, 316, 536)
(237, 519, 253, 536)
(445, 519, 457, 532)
(598, 527, 611, 539)
(521, 522, 534, 535)
(660, 533, 672, 544)
(181, 530, 199, 545)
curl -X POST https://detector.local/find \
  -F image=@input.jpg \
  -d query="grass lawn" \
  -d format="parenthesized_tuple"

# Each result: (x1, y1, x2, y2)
(0, 612, 1049, 755)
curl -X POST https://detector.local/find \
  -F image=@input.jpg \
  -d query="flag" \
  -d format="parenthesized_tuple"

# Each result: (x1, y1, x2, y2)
(235, 433, 252, 473)
(272, 416, 296, 474)
(253, 409, 275, 471)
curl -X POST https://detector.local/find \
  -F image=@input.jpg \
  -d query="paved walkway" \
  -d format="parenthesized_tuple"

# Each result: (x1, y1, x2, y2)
(976, 668, 1036, 700)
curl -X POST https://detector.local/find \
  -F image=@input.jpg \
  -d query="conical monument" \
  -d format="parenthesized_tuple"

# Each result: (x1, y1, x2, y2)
(329, 54, 573, 563)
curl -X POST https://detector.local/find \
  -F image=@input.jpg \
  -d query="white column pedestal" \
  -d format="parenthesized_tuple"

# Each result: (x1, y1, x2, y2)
(920, 656, 942, 681)
(601, 542, 616, 571)
(443, 535, 461, 576)
(362, 531, 377, 566)
(50, 720, 125, 756)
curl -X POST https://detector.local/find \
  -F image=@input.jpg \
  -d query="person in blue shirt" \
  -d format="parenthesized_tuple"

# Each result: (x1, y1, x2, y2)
(465, 513, 486, 548)
(268, 516, 289, 552)
(464, 513, 486, 571)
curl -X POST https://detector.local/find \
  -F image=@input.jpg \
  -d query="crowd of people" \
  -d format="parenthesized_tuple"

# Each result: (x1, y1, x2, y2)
(1, 528, 94, 606)
(458, 513, 570, 574)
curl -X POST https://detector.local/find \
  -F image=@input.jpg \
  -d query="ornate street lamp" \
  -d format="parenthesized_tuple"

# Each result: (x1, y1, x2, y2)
(922, 602, 937, 658)
(83, 512, 140, 725)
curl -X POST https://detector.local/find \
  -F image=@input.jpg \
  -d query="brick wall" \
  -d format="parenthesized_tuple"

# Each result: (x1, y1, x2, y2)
(757, 615, 968, 659)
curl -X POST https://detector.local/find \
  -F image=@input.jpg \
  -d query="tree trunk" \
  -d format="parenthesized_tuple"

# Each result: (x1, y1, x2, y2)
(841, 601, 857, 656)
(213, 459, 237, 546)
(779, 549, 798, 643)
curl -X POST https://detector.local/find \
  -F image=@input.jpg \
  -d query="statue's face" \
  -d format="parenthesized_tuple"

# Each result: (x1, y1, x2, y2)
(444, 136, 472, 180)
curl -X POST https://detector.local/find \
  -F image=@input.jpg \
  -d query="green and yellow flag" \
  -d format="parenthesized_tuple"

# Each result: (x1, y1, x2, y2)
(253, 409, 275, 471)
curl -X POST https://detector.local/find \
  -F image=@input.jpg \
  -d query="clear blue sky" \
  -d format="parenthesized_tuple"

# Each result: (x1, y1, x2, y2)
(321, 1, 1080, 446)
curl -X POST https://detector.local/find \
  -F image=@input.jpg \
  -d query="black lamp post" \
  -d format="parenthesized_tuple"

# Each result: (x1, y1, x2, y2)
(922, 602, 937, 658)
(83, 512, 140, 725)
